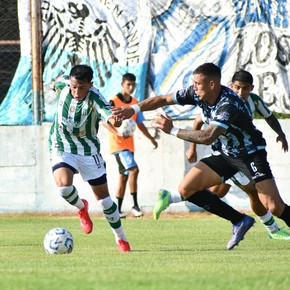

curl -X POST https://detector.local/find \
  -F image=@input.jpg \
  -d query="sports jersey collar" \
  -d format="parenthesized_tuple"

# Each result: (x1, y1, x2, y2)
(216, 86, 226, 103)
(117, 93, 132, 104)
(206, 87, 223, 109)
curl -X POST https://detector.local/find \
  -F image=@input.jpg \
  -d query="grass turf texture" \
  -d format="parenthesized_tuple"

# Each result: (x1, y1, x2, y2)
(0, 212, 289, 290)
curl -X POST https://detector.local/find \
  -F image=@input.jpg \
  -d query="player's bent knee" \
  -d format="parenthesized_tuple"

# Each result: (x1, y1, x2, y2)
(178, 184, 201, 199)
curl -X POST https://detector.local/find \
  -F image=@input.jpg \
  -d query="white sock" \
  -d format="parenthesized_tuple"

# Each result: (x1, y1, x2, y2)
(58, 186, 84, 209)
(257, 211, 280, 234)
(170, 192, 184, 203)
(99, 196, 127, 242)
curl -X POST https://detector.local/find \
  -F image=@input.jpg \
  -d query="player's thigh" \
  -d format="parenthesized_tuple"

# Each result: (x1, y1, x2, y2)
(238, 181, 257, 197)
(119, 173, 129, 182)
(178, 161, 222, 198)
(238, 182, 262, 206)
(50, 152, 77, 186)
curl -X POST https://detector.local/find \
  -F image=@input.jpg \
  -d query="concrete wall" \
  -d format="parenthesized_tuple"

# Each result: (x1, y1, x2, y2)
(0, 119, 289, 213)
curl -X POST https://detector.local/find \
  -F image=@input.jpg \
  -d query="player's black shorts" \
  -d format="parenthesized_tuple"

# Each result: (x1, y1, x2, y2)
(200, 149, 273, 183)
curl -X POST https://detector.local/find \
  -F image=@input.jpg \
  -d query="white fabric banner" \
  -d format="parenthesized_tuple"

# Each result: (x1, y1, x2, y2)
(0, 0, 289, 124)
(148, 0, 290, 118)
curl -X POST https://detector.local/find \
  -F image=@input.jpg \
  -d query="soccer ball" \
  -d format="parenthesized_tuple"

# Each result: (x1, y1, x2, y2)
(117, 118, 136, 137)
(43, 228, 74, 255)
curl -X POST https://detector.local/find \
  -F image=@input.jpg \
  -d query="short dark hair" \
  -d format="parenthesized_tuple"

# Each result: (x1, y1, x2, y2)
(193, 63, 221, 80)
(232, 70, 253, 84)
(69, 64, 93, 82)
(122, 73, 136, 83)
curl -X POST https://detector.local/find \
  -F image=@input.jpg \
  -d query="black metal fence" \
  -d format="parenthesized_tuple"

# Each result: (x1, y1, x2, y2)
(0, 0, 20, 104)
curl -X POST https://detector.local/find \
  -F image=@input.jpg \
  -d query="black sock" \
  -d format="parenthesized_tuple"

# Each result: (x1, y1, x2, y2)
(186, 189, 244, 224)
(116, 197, 123, 213)
(279, 204, 290, 227)
(131, 192, 139, 208)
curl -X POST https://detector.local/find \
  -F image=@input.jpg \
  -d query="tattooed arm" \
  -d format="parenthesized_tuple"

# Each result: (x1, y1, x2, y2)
(153, 114, 225, 145)
(177, 124, 225, 145)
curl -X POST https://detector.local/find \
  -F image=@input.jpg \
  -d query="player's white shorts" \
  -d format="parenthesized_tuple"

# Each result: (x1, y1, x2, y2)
(226, 171, 250, 186)
(50, 152, 106, 182)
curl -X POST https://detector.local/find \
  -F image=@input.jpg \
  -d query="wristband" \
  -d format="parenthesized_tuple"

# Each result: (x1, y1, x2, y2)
(170, 127, 179, 137)
(131, 104, 141, 114)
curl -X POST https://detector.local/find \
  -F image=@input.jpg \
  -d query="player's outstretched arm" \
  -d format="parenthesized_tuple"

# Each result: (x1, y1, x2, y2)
(153, 114, 225, 145)
(111, 93, 174, 120)
(265, 114, 289, 152)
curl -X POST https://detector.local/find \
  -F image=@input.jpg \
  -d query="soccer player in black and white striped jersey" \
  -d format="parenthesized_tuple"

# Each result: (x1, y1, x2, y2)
(112, 63, 290, 250)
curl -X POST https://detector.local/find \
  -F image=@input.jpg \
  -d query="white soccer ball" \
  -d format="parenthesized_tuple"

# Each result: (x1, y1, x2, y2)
(44, 228, 74, 255)
(117, 118, 136, 137)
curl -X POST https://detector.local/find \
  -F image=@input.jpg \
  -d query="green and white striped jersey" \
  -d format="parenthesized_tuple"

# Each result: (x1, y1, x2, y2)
(245, 93, 272, 118)
(49, 82, 112, 156)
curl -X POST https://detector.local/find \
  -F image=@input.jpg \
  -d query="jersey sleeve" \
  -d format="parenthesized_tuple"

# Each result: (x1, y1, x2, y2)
(250, 93, 272, 118)
(91, 88, 113, 122)
(172, 86, 197, 105)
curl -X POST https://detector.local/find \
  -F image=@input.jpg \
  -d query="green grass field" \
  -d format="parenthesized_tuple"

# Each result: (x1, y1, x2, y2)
(0, 212, 289, 290)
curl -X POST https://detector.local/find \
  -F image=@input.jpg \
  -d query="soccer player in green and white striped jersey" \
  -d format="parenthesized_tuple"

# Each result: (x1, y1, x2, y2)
(49, 64, 131, 252)
(230, 70, 288, 152)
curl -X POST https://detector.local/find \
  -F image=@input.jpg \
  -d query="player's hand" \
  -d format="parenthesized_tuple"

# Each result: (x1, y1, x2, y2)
(108, 117, 122, 128)
(276, 134, 289, 152)
(153, 114, 173, 134)
(113, 119, 122, 128)
(111, 106, 135, 121)
(186, 147, 197, 163)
